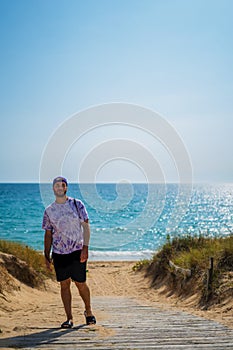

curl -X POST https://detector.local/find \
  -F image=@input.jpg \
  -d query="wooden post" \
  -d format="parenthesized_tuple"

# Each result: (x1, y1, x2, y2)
(206, 257, 214, 302)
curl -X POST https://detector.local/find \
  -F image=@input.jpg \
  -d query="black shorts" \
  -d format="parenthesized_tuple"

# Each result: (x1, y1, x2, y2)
(52, 250, 87, 283)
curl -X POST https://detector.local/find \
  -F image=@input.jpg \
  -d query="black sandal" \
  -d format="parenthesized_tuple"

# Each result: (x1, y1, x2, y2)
(84, 311, 96, 325)
(61, 320, 73, 328)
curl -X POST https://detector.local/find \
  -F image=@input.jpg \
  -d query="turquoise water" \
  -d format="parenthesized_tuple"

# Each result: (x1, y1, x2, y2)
(0, 183, 232, 260)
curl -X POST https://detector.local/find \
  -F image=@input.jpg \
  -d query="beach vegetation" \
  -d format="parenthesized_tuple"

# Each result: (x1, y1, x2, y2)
(148, 234, 233, 272)
(134, 234, 233, 308)
(0, 239, 55, 290)
(132, 259, 149, 271)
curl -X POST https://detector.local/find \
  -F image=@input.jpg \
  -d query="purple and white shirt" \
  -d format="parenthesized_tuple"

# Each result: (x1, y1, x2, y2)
(42, 197, 89, 254)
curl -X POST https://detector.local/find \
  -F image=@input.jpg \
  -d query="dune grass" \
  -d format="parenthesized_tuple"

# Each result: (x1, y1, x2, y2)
(0, 239, 54, 279)
(134, 234, 233, 306)
(135, 234, 233, 272)
(163, 234, 233, 272)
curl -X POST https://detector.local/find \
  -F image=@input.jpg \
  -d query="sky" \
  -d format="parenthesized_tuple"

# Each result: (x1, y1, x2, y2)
(0, 0, 232, 183)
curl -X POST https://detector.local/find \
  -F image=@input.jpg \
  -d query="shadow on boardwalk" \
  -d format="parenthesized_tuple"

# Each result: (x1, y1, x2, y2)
(0, 325, 87, 349)
(1, 296, 233, 349)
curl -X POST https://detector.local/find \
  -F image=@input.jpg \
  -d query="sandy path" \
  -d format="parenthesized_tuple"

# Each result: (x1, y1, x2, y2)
(88, 261, 233, 330)
(0, 261, 232, 341)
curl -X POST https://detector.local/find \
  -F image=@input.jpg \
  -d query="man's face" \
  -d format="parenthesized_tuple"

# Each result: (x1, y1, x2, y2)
(53, 181, 67, 197)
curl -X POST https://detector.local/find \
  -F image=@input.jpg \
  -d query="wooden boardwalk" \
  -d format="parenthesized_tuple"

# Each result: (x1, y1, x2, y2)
(0, 296, 233, 349)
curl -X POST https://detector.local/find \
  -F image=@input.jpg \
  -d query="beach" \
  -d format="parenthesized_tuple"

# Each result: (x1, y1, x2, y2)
(0, 260, 232, 341)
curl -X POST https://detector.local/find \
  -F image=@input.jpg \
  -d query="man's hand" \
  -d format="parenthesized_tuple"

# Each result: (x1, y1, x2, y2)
(80, 245, 88, 262)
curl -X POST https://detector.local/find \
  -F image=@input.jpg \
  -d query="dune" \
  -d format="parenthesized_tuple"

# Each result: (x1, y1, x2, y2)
(0, 258, 232, 340)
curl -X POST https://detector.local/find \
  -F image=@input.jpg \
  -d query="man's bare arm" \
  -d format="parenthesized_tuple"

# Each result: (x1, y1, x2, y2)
(44, 229, 52, 267)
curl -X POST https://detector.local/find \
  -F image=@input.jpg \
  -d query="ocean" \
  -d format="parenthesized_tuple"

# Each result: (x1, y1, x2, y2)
(0, 183, 232, 261)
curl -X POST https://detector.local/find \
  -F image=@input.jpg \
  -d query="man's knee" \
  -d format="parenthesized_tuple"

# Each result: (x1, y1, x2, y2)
(75, 281, 87, 290)
(60, 278, 71, 290)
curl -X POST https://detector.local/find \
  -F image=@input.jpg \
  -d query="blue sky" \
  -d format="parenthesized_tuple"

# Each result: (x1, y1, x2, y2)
(0, 0, 232, 183)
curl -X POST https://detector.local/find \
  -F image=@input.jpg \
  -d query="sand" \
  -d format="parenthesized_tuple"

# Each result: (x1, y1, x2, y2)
(0, 261, 232, 339)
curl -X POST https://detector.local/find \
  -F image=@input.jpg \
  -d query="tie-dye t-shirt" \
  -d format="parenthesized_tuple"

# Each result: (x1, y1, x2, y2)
(42, 197, 89, 254)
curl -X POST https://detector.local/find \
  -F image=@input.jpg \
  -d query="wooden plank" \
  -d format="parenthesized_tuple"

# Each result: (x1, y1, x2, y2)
(0, 296, 233, 349)
(169, 260, 192, 277)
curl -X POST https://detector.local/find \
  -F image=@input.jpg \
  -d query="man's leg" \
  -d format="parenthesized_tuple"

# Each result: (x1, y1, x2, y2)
(60, 278, 73, 321)
(75, 281, 93, 317)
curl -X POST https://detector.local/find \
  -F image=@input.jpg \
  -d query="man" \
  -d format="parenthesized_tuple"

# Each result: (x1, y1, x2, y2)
(42, 176, 96, 328)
